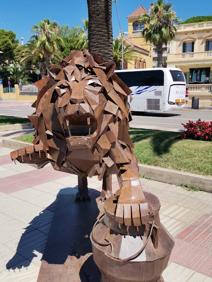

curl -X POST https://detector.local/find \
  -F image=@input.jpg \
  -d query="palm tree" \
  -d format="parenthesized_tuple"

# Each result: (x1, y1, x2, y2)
(113, 38, 134, 69)
(87, 0, 113, 61)
(140, 0, 178, 67)
(59, 25, 88, 57)
(23, 19, 64, 77)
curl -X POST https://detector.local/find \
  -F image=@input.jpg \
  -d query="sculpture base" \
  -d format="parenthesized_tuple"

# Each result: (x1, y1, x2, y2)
(91, 192, 174, 282)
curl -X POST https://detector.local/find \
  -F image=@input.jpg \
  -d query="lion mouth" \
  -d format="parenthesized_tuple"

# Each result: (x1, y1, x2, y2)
(65, 113, 97, 137)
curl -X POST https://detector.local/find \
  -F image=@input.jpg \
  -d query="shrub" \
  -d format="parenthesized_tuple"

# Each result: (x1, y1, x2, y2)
(182, 119, 212, 141)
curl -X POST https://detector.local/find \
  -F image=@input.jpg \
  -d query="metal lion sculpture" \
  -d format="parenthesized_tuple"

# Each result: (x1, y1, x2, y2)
(10, 49, 144, 206)
(11, 50, 174, 282)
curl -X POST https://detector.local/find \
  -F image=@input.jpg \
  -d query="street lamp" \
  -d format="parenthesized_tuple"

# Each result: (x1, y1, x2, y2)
(121, 32, 124, 69)
(0, 51, 3, 85)
(121, 32, 128, 69)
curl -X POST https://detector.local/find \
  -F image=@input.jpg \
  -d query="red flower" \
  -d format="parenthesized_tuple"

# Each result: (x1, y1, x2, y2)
(181, 119, 212, 141)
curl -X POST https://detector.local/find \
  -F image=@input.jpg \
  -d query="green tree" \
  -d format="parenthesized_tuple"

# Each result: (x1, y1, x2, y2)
(0, 29, 18, 65)
(59, 25, 88, 57)
(183, 16, 212, 24)
(113, 38, 134, 69)
(22, 19, 64, 77)
(5, 62, 26, 84)
(15, 42, 41, 83)
(87, 0, 113, 61)
(0, 29, 19, 85)
(140, 0, 178, 67)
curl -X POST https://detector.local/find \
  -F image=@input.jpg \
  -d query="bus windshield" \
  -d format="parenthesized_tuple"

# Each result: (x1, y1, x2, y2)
(116, 70, 164, 87)
(170, 70, 185, 82)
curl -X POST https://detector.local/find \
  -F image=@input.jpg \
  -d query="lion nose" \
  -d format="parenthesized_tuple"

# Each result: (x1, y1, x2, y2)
(70, 82, 85, 103)
(70, 96, 84, 103)
(70, 96, 85, 104)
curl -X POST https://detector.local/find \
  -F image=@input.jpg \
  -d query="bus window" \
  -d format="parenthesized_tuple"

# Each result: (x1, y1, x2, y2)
(117, 70, 164, 87)
(170, 70, 185, 82)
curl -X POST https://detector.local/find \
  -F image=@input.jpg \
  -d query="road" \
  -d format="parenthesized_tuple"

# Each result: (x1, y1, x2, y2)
(0, 100, 33, 118)
(0, 100, 212, 131)
(130, 108, 212, 131)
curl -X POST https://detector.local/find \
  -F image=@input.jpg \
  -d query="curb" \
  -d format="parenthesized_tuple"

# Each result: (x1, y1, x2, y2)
(139, 164, 212, 193)
(129, 124, 182, 132)
(1, 137, 211, 193)
(0, 123, 32, 132)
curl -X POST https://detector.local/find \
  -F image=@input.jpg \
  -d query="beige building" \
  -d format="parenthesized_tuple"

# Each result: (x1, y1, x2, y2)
(167, 21, 212, 83)
(125, 6, 153, 69)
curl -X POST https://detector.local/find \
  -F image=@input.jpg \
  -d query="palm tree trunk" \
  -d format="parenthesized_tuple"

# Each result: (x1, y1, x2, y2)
(40, 62, 46, 78)
(87, 0, 113, 61)
(156, 45, 163, 67)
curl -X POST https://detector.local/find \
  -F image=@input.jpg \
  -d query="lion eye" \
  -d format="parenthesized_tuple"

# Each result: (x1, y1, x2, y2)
(88, 79, 102, 87)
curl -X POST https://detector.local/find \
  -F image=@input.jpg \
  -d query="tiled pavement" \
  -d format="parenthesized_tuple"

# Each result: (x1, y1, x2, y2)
(0, 144, 212, 282)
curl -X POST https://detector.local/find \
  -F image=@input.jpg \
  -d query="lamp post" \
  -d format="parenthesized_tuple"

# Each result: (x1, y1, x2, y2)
(0, 51, 3, 85)
(121, 32, 128, 69)
(121, 32, 124, 69)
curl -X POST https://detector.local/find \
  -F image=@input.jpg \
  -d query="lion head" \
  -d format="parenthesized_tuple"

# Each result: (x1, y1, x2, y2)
(11, 50, 134, 180)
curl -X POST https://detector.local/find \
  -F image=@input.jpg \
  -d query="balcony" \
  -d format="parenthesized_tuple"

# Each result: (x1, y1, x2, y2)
(167, 51, 212, 64)
(177, 21, 212, 32)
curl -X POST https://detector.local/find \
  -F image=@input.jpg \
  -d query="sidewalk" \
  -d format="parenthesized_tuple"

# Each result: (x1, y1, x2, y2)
(0, 144, 212, 282)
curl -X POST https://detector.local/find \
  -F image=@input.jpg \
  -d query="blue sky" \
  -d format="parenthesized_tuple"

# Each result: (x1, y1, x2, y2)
(0, 0, 212, 43)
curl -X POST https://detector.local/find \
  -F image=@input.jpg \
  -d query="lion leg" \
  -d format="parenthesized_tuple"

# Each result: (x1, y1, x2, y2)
(103, 158, 146, 226)
(76, 175, 90, 201)
(100, 174, 113, 201)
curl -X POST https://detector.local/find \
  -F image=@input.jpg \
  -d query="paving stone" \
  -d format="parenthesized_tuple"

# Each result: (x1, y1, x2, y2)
(5, 229, 47, 261)
(12, 188, 57, 209)
(0, 196, 42, 224)
(163, 263, 194, 282)
(0, 263, 40, 282)
(0, 219, 27, 244)
(0, 147, 11, 157)
(0, 244, 30, 273)
(32, 181, 62, 195)
(188, 272, 212, 282)
(0, 163, 35, 178)
(0, 212, 13, 225)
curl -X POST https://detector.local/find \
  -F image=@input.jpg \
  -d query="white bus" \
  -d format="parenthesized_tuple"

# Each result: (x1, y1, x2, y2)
(116, 68, 186, 112)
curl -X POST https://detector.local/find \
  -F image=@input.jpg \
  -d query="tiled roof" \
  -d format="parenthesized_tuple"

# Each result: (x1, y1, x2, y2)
(128, 6, 147, 19)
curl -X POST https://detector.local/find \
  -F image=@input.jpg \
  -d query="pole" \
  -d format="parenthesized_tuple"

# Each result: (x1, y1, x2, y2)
(121, 32, 124, 69)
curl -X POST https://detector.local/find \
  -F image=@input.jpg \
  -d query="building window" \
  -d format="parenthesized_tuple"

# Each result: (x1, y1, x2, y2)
(205, 39, 212, 51)
(134, 59, 146, 69)
(189, 68, 210, 84)
(133, 21, 144, 32)
(182, 41, 194, 53)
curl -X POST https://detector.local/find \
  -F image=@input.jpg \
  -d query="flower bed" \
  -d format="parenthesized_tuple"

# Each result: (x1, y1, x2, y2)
(182, 119, 212, 141)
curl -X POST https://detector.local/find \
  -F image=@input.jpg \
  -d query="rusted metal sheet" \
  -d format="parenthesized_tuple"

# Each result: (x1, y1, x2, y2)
(10, 50, 174, 281)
